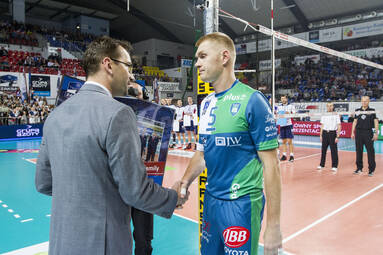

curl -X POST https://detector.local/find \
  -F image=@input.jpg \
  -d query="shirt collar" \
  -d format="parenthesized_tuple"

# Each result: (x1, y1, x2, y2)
(84, 81, 112, 97)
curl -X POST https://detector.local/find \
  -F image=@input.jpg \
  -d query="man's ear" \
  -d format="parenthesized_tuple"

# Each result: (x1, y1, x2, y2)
(222, 50, 231, 66)
(102, 57, 113, 75)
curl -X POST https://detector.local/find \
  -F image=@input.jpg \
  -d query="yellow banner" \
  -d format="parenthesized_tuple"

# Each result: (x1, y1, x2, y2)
(197, 70, 214, 94)
(197, 70, 211, 253)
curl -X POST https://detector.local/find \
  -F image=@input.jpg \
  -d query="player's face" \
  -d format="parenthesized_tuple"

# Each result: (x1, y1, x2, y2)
(281, 97, 288, 104)
(327, 103, 334, 112)
(195, 40, 224, 83)
(177, 100, 182, 107)
(187, 97, 193, 105)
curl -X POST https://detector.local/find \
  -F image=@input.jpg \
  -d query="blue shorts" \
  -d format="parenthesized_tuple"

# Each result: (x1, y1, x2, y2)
(176, 121, 185, 133)
(185, 120, 195, 131)
(280, 125, 294, 139)
(201, 191, 265, 255)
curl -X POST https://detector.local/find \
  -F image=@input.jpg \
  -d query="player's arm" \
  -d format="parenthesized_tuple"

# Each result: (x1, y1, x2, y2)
(258, 149, 282, 254)
(351, 118, 357, 139)
(373, 118, 379, 141)
(179, 150, 206, 197)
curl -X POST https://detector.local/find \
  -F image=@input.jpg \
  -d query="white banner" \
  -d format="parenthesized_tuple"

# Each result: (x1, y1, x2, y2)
(320, 27, 342, 43)
(158, 82, 180, 92)
(259, 59, 281, 71)
(235, 44, 247, 55)
(258, 39, 271, 52)
(343, 19, 383, 40)
(246, 41, 258, 54)
(344, 47, 383, 58)
(294, 54, 320, 65)
(181, 59, 192, 68)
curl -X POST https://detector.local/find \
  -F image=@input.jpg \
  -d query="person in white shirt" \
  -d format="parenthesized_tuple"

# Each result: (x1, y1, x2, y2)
(276, 95, 296, 162)
(318, 103, 341, 171)
(175, 99, 186, 148)
(183, 96, 198, 150)
(168, 98, 178, 148)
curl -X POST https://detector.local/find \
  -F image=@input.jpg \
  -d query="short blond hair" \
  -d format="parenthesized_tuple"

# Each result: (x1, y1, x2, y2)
(196, 32, 235, 57)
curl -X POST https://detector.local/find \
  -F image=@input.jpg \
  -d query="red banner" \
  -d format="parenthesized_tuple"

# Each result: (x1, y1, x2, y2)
(145, 161, 166, 176)
(291, 121, 352, 138)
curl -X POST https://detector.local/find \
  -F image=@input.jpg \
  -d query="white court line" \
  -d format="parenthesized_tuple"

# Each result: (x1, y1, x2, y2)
(13, 214, 20, 218)
(46, 214, 51, 217)
(2, 204, 8, 208)
(20, 218, 33, 223)
(282, 183, 383, 244)
(173, 213, 198, 224)
(0, 241, 48, 255)
(8, 209, 14, 213)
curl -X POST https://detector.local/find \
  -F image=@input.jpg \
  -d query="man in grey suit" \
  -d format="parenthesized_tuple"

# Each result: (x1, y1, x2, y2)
(35, 36, 186, 255)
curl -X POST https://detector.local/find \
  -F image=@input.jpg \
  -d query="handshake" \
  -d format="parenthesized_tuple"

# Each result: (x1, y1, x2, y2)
(171, 180, 190, 209)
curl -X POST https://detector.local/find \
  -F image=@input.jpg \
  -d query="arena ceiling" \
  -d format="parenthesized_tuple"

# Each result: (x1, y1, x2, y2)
(3, 0, 383, 45)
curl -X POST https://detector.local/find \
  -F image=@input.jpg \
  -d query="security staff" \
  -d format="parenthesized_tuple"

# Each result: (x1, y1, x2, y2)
(351, 96, 379, 176)
(318, 103, 341, 172)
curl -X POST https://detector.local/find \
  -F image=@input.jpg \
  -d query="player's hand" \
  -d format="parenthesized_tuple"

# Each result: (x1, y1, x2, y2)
(264, 224, 282, 255)
(171, 181, 190, 209)
(372, 134, 378, 141)
(351, 133, 355, 140)
(319, 136, 322, 142)
(335, 138, 339, 143)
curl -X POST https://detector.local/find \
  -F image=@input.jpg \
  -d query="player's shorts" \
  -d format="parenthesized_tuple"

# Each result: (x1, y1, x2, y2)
(184, 120, 194, 131)
(194, 125, 198, 135)
(280, 125, 294, 139)
(176, 121, 185, 133)
(201, 191, 265, 255)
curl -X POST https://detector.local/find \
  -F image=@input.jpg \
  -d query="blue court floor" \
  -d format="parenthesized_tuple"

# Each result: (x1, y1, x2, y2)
(1, 137, 382, 254)
(0, 139, 199, 255)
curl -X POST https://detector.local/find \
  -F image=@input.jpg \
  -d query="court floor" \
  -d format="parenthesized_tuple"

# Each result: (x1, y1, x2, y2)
(0, 136, 382, 254)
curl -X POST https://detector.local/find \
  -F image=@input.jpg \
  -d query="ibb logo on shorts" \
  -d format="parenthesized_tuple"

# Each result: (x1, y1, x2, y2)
(223, 226, 250, 248)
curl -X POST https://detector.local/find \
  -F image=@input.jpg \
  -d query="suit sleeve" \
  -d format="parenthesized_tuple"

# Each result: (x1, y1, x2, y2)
(35, 135, 52, 196)
(106, 106, 177, 218)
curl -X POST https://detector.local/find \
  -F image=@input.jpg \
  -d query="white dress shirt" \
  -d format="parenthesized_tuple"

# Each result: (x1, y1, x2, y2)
(320, 114, 340, 131)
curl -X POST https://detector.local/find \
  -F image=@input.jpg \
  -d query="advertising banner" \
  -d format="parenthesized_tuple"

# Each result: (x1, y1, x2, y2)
(0, 74, 18, 93)
(292, 121, 352, 138)
(30, 75, 51, 96)
(158, 82, 180, 92)
(319, 27, 342, 43)
(259, 59, 281, 71)
(0, 124, 43, 140)
(379, 124, 383, 141)
(55, 75, 85, 106)
(343, 19, 383, 40)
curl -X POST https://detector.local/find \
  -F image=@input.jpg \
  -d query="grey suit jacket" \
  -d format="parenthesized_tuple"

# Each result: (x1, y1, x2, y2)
(35, 83, 178, 255)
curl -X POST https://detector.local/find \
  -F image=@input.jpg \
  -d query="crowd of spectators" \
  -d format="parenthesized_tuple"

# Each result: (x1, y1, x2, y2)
(0, 93, 53, 126)
(0, 20, 39, 47)
(274, 54, 383, 102)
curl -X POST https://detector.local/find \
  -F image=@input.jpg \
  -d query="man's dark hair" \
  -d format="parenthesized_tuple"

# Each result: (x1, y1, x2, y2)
(82, 36, 132, 78)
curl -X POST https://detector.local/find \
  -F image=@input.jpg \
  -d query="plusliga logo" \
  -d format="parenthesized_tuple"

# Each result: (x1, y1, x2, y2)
(223, 226, 250, 248)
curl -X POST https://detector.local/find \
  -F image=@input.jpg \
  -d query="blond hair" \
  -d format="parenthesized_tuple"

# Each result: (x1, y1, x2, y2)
(196, 32, 236, 58)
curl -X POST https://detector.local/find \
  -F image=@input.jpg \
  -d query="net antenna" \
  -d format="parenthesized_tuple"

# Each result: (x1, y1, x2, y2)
(127, 0, 129, 12)
(251, 0, 259, 11)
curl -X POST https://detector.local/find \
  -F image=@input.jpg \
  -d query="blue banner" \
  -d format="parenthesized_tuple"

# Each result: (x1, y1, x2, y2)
(0, 124, 43, 140)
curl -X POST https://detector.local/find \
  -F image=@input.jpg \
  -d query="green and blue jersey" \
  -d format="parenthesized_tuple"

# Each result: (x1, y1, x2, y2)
(197, 80, 278, 200)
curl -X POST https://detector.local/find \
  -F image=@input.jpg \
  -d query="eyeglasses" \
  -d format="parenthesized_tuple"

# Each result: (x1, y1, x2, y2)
(110, 58, 133, 72)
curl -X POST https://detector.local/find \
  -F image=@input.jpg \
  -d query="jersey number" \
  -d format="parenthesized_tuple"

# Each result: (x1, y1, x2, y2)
(206, 107, 217, 132)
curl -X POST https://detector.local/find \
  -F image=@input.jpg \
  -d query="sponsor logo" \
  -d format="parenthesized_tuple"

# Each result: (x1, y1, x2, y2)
(230, 183, 240, 199)
(223, 94, 246, 102)
(361, 114, 366, 120)
(32, 77, 49, 88)
(16, 126, 40, 137)
(265, 114, 275, 124)
(146, 165, 159, 172)
(215, 136, 242, 147)
(223, 226, 250, 248)
(265, 125, 277, 132)
(202, 100, 211, 115)
(224, 247, 249, 255)
(201, 220, 212, 243)
(230, 103, 241, 116)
